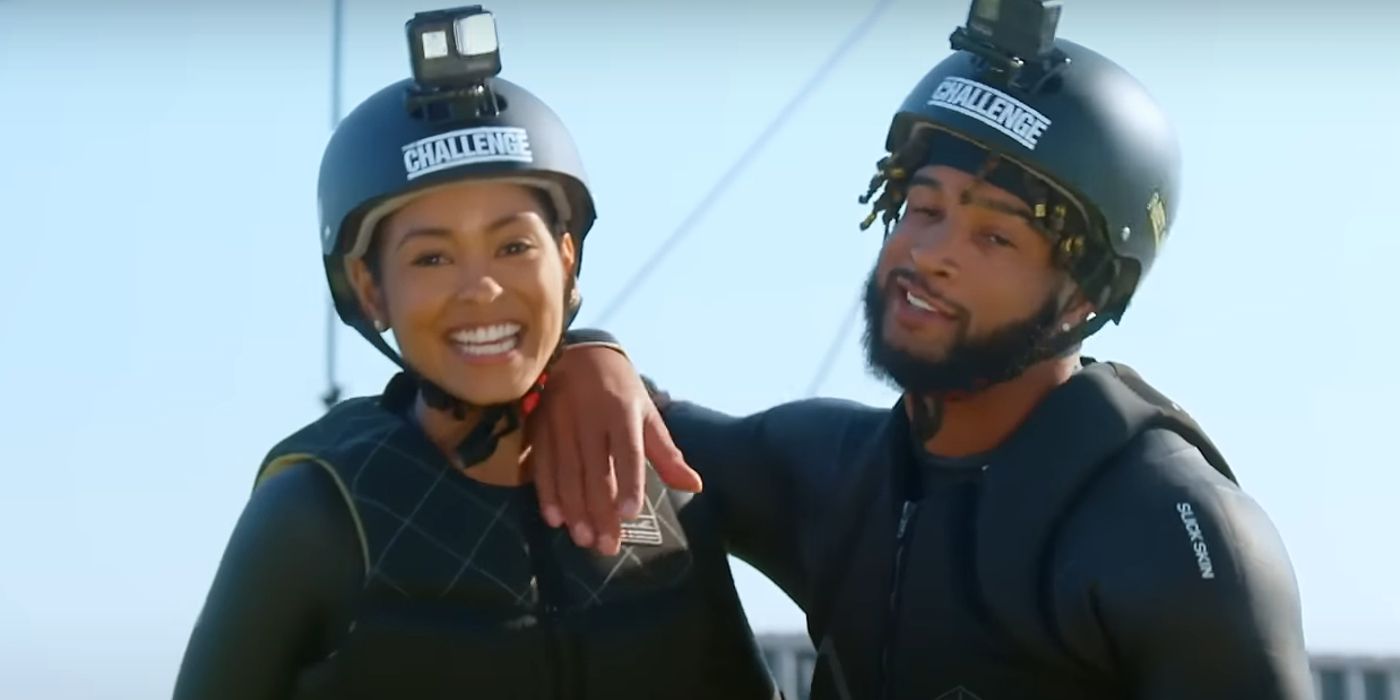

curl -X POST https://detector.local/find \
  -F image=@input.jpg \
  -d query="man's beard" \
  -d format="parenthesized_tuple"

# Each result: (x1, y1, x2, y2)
(861, 268, 1062, 395)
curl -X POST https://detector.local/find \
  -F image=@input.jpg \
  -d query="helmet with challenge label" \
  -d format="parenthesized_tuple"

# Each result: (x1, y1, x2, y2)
(862, 0, 1181, 334)
(317, 6, 597, 369)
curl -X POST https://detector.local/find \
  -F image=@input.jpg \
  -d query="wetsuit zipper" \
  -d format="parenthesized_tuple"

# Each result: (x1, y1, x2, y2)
(880, 499, 920, 700)
(527, 519, 576, 700)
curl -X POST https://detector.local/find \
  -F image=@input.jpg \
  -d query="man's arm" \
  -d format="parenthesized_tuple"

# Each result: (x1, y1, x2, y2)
(527, 331, 701, 556)
(530, 330, 880, 608)
(1073, 431, 1314, 699)
(172, 464, 361, 700)
(655, 398, 845, 609)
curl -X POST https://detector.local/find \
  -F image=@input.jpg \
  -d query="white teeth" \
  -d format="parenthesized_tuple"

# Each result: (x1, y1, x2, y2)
(451, 323, 521, 344)
(455, 336, 519, 356)
(450, 323, 521, 357)
(906, 291, 937, 313)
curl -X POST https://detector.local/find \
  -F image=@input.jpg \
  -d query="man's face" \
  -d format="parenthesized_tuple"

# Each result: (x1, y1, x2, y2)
(862, 165, 1072, 394)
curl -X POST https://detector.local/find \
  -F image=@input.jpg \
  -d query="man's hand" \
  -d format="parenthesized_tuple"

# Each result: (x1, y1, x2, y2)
(526, 345, 702, 556)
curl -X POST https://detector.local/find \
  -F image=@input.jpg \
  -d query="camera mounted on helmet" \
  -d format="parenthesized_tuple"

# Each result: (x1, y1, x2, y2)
(858, 0, 1184, 356)
(405, 6, 505, 120)
(950, 0, 1068, 82)
(317, 5, 599, 431)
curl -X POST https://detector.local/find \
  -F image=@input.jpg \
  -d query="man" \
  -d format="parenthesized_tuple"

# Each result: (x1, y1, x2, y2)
(529, 3, 1314, 697)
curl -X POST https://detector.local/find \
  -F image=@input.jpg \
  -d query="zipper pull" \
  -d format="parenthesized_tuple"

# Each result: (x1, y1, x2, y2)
(895, 500, 917, 540)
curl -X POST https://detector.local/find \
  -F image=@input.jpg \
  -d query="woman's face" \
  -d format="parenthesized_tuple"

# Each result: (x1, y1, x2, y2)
(349, 180, 575, 407)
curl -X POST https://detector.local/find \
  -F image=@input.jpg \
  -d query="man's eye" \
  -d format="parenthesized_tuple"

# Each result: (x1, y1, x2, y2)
(909, 206, 944, 221)
(982, 231, 1015, 248)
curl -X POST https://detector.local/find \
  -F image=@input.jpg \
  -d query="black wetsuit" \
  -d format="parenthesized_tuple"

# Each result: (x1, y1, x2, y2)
(653, 361, 1314, 700)
(172, 373, 778, 700)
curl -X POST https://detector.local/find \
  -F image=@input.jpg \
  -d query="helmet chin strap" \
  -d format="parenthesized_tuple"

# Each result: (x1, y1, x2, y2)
(1003, 294, 1109, 382)
(363, 280, 583, 471)
(909, 284, 1109, 412)
(863, 128, 1123, 406)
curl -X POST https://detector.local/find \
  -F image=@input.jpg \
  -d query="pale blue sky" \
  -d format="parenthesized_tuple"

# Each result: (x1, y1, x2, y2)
(1, 0, 1397, 697)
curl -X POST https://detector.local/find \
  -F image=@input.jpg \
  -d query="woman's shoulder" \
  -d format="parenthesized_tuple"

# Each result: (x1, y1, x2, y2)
(249, 460, 358, 538)
(254, 395, 400, 488)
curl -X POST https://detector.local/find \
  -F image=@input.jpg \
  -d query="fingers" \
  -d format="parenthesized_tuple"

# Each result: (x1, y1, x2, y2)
(528, 417, 564, 529)
(578, 408, 621, 556)
(579, 403, 624, 554)
(643, 407, 702, 493)
(612, 402, 648, 522)
(551, 399, 594, 550)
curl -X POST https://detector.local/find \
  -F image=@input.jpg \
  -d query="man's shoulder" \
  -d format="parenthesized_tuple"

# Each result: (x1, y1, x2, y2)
(1065, 426, 1250, 554)
(1063, 426, 1297, 614)
(748, 397, 897, 470)
(662, 395, 896, 510)
(1057, 359, 1241, 504)
(664, 395, 892, 450)
(1051, 432, 1309, 694)
(1113, 426, 1240, 496)
(762, 395, 891, 426)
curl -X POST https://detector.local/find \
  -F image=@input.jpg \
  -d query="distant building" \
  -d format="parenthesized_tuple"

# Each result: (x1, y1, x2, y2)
(1312, 654, 1400, 700)
(757, 634, 1400, 700)
(757, 634, 816, 699)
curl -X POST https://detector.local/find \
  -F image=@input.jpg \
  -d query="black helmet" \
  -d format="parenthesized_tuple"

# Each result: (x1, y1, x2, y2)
(317, 17, 595, 369)
(860, 1, 1180, 336)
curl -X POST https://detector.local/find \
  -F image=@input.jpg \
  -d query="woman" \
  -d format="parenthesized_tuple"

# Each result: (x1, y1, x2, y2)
(172, 10, 779, 699)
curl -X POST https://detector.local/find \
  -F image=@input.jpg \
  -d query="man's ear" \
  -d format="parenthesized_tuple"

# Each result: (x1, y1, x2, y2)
(1057, 280, 1098, 329)
(347, 257, 388, 331)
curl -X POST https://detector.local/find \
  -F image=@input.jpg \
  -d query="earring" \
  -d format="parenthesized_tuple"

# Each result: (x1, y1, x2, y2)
(1060, 322, 1072, 333)
(569, 287, 581, 306)
(372, 318, 386, 333)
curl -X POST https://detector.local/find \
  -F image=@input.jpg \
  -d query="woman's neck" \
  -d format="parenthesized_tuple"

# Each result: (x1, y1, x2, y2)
(413, 395, 530, 487)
